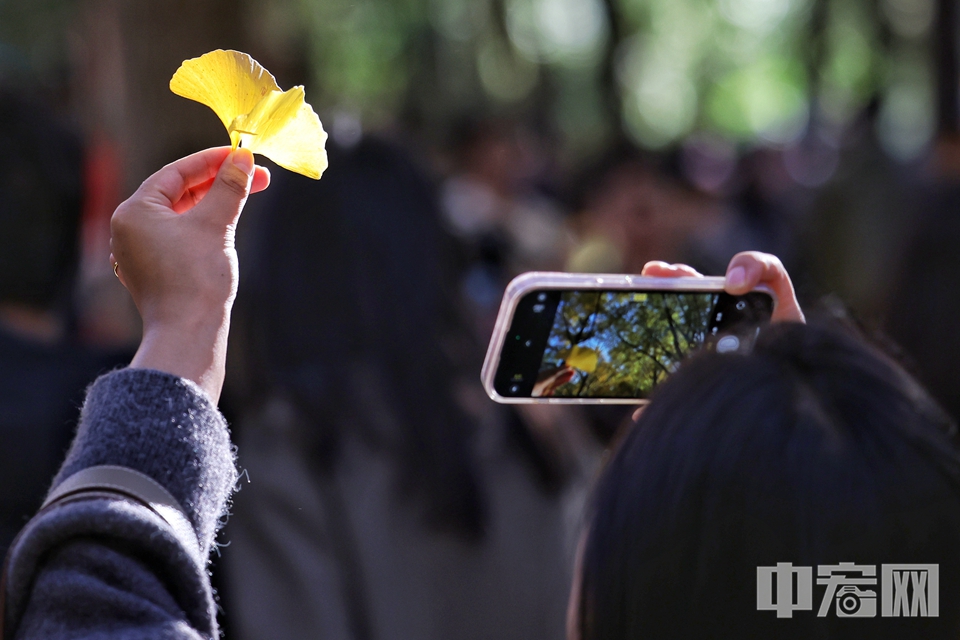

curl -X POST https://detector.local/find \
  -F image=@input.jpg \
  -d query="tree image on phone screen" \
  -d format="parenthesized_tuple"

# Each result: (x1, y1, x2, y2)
(487, 275, 774, 403)
(533, 291, 718, 398)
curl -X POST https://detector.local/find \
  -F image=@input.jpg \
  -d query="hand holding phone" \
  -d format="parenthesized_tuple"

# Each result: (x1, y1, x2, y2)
(642, 251, 804, 323)
(482, 252, 802, 405)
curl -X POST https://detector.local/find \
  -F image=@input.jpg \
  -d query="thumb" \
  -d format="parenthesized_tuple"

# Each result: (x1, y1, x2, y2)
(197, 148, 255, 224)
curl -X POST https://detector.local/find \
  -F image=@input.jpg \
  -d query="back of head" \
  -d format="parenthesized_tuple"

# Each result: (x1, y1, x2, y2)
(0, 91, 83, 309)
(576, 322, 960, 639)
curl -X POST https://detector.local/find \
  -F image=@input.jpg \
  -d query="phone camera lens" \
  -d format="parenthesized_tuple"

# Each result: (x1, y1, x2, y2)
(533, 304, 545, 313)
(736, 301, 747, 310)
(524, 340, 532, 347)
(509, 384, 520, 394)
(537, 293, 547, 302)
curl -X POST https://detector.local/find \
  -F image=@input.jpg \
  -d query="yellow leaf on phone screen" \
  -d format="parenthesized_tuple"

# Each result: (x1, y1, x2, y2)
(566, 346, 599, 373)
(169, 49, 328, 179)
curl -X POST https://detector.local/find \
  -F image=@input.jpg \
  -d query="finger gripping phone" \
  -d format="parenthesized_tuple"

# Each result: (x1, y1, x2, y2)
(481, 272, 774, 404)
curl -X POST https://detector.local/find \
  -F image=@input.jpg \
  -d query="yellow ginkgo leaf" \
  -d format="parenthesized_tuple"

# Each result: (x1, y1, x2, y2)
(565, 346, 599, 374)
(170, 49, 328, 180)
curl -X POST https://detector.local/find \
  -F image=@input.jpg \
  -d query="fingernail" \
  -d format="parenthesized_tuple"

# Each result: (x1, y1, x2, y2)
(726, 266, 746, 289)
(232, 148, 254, 175)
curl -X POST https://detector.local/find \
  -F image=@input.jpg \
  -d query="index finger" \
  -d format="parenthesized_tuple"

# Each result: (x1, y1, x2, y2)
(640, 261, 703, 278)
(139, 147, 233, 208)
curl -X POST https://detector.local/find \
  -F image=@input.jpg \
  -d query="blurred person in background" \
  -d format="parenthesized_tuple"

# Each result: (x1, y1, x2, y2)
(0, 91, 127, 560)
(440, 117, 570, 340)
(565, 144, 734, 276)
(884, 135, 960, 423)
(802, 108, 912, 322)
(220, 135, 584, 640)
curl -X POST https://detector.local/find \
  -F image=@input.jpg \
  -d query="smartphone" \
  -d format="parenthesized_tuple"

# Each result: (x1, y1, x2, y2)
(481, 272, 775, 404)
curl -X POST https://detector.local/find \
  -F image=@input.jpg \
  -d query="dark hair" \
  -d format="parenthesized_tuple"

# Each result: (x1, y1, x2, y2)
(577, 321, 960, 638)
(0, 91, 83, 308)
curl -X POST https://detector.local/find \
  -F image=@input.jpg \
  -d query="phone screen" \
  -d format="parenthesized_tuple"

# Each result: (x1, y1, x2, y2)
(493, 289, 773, 400)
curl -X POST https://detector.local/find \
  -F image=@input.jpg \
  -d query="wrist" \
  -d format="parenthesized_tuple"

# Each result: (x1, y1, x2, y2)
(139, 296, 232, 334)
(130, 308, 232, 403)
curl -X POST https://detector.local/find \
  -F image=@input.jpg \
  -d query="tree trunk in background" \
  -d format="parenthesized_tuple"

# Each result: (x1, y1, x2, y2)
(936, 0, 959, 136)
(598, 0, 623, 134)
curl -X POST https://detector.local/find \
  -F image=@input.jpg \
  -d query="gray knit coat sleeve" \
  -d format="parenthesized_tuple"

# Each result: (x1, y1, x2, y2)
(3, 368, 238, 639)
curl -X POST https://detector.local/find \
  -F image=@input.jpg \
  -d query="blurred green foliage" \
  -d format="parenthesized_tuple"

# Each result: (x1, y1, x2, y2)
(0, 0, 944, 160)
(289, 0, 939, 159)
